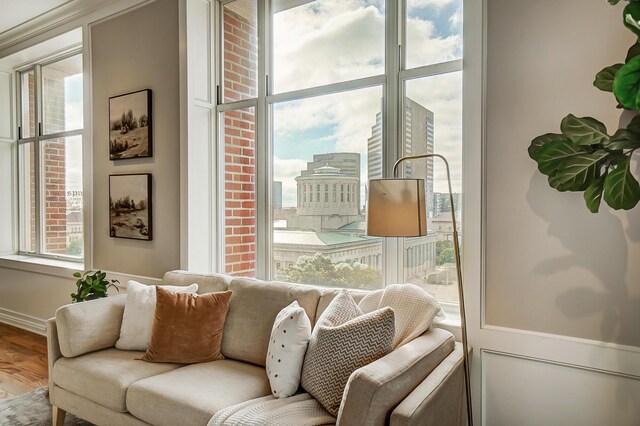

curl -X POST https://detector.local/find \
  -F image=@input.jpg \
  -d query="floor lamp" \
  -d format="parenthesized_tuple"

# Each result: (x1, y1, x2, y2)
(366, 153, 473, 426)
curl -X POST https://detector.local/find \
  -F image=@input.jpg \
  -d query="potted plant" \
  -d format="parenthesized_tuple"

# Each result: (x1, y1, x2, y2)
(71, 270, 120, 303)
(529, 0, 640, 212)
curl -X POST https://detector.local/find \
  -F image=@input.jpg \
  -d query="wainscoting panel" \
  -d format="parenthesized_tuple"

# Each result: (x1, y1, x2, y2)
(481, 350, 640, 426)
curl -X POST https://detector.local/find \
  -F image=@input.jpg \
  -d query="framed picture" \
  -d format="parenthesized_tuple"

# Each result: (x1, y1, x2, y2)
(109, 89, 152, 160)
(109, 173, 152, 241)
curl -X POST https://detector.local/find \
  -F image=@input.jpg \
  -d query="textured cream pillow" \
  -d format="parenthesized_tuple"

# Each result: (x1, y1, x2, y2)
(358, 283, 444, 348)
(115, 280, 198, 351)
(301, 291, 395, 416)
(266, 301, 312, 398)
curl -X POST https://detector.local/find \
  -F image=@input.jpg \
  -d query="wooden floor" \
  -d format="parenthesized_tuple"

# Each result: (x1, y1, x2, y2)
(0, 322, 48, 402)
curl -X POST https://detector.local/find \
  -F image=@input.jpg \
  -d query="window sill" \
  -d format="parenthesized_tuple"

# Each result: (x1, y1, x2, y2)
(434, 302, 462, 341)
(0, 254, 83, 279)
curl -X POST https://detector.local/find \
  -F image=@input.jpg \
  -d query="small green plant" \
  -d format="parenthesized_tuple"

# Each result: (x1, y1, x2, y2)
(530, 0, 640, 212)
(71, 270, 120, 303)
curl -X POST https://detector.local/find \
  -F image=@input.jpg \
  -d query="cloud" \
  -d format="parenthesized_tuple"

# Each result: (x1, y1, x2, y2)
(273, 3, 385, 93)
(274, 156, 308, 206)
(405, 17, 462, 68)
(449, 7, 462, 31)
(270, 0, 463, 202)
(410, 0, 455, 10)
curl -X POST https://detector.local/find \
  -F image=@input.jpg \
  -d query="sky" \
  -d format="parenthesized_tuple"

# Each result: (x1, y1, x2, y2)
(65, 72, 83, 194)
(271, 0, 463, 207)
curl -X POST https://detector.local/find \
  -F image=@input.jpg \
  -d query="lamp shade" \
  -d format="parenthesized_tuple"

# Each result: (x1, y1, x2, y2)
(366, 178, 427, 237)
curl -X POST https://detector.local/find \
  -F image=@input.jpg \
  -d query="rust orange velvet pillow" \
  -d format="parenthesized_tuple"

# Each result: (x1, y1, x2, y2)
(141, 287, 232, 363)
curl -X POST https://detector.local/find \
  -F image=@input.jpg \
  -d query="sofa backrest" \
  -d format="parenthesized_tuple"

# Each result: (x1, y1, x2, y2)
(221, 277, 322, 366)
(161, 270, 232, 294)
(160, 271, 381, 367)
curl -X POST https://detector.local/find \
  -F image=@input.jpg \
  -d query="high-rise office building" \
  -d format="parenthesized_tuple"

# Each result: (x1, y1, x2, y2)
(367, 99, 434, 216)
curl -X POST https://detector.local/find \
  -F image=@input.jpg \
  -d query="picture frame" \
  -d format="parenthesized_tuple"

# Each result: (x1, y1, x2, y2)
(109, 89, 152, 160)
(109, 173, 153, 241)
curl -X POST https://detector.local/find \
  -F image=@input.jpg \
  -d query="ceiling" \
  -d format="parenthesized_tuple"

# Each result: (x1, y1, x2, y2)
(0, 0, 71, 35)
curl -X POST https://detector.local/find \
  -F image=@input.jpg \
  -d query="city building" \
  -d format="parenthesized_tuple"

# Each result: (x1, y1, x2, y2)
(367, 98, 435, 218)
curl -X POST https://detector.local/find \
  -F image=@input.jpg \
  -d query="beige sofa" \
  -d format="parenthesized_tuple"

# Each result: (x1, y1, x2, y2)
(46, 270, 465, 426)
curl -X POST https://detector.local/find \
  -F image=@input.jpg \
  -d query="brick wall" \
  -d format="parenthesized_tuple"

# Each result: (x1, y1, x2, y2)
(42, 74, 67, 254)
(223, 7, 257, 277)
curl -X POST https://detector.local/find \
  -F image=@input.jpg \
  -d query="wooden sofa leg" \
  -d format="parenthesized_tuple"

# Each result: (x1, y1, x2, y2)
(52, 405, 66, 426)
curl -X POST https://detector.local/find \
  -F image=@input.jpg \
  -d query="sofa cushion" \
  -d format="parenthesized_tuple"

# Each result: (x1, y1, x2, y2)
(301, 291, 395, 416)
(116, 280, 199, 351)
(52, 348, 181, 412)
(221, 277, 321, 366)
(266, 301, 312, 398)
(126, 359, 271, 426)
(162, 270, 232, 294)
(316, 288, 369, 319)
(142, 288, 232, 363)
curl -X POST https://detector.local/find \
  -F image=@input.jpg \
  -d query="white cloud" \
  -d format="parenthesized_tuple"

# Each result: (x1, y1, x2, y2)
(274, 156, 307, 206)
(271, 0, 463, 197)
(449, 7, 462, 31)
(273, 3, 384, 92)
(410, 0, 454, 10)
(406, 17, 461, 68)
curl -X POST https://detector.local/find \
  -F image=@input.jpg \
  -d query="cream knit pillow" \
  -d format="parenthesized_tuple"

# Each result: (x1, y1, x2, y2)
(301, 291, 395, 416)
(266, 301, 312, 398)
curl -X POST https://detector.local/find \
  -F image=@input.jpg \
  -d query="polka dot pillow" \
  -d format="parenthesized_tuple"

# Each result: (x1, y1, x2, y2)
(266, 301, 312, 398)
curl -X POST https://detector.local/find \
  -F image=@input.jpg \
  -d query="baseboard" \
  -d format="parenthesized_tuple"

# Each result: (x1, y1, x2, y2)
(0, 307, 47, 336)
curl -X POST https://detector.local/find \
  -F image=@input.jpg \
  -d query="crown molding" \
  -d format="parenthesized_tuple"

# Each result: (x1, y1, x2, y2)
(0, 0, 116, 54)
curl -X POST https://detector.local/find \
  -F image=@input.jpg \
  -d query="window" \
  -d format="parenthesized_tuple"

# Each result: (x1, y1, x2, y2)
(17, 53, 84, 260)
(217, 0, 463, 299)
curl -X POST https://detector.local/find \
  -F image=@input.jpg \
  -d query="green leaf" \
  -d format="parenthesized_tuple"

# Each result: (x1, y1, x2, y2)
(603, 156, 640, 209)
(584, 173, 608, 213)
(614, 56, 640, 109)
(606, 128, 640, 150)
(594, 64, 623, 92)
(548, 150, 608, 192)
(529, 133, 568, 159)
(624, 2, 640, 37)
(560, 114, 609, 146)
(626, 113, 640, 133)
(86, 276, 93, 286)
(627, 42, 640, 62)
(534, 140, 590, 176)
(72, 272, 81, 278)
(609, 0, 621, 5)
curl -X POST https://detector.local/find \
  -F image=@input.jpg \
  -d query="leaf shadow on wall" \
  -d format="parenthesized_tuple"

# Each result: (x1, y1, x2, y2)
(526, 172, 640, 417)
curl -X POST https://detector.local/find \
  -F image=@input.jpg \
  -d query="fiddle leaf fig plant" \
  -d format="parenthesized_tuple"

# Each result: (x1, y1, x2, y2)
(71, 270, 120, 303)
(530, 0, 640, 212)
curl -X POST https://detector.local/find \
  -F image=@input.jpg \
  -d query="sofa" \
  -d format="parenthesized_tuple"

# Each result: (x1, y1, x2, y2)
(46, 270, 466, 426)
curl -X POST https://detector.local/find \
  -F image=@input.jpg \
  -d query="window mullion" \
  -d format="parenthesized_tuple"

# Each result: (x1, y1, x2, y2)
(383, 0, 403, 286)
(255, 0, 270, 279)
(34, 64, 43, 256)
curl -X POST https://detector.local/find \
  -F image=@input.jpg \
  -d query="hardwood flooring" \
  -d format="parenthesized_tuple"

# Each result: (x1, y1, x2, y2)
(0, 322, 48, 403)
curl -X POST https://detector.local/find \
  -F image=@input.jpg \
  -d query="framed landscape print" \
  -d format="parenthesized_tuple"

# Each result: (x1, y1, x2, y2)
(109, 173, 152, 241)
(109, 89, 152, 160)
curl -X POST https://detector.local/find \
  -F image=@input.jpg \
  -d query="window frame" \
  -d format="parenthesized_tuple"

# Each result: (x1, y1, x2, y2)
(15, 48, 84, 263)
(214, 0, 464, 288)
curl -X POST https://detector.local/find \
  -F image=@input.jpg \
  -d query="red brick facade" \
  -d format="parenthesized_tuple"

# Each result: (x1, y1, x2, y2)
(22, 72, 69, 255)
(223, 8, 257, 276)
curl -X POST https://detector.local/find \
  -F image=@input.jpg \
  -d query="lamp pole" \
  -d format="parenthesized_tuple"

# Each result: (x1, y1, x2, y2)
(393, 153, 473, 426)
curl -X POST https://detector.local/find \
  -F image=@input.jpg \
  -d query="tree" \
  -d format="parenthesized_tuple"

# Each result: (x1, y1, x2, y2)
(276, 253, 382, 288)
(436, 240, 453, 257)
(437, 248, 455, 266)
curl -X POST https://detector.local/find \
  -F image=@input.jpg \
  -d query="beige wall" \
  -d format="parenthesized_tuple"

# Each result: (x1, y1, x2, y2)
(485, 0, 640, 347)
(91, 0, 181, 278)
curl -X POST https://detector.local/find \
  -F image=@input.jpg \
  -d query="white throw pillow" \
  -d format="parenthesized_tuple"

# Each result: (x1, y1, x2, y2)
(266, 301, 312, 398)
(115, 280, 198, 351)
